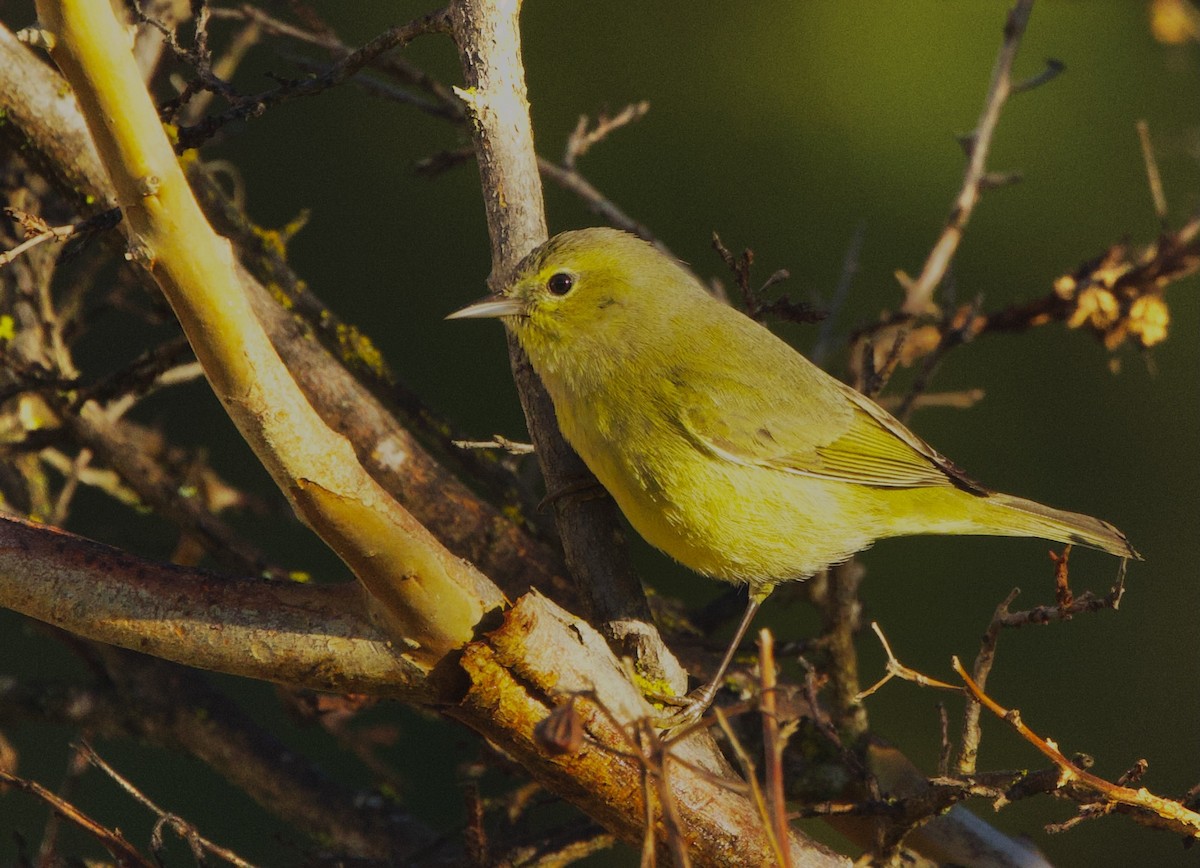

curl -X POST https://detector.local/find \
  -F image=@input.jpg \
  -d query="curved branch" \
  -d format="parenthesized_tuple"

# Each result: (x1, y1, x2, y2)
(0, 20, 571, 606)
(31, 0, 503, 661)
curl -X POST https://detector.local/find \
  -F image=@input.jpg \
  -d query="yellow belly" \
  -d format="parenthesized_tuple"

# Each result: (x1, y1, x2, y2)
(557, 398, 878, 585)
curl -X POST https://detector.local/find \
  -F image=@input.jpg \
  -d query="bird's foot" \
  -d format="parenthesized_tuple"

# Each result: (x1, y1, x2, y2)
(650, 682, 720, 735)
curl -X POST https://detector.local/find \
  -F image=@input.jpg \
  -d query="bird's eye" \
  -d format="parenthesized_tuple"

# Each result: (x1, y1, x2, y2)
(547, 272, 575, 296)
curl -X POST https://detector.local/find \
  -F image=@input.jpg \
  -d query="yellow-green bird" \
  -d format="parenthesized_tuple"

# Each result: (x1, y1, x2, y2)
(450, 227, 1137, 721)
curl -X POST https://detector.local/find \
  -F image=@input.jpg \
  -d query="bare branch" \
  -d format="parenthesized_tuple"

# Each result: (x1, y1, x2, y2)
(903, 0, 1038, 313)
(954, 657, 1200, 840)
(77, 741, 259, 868)
(0, 768, 154, 867)
(173, 9, 452, 149)
(0, 515, 424, 696)
(563, 101, 651, 168)
(34, 0, 503, 660)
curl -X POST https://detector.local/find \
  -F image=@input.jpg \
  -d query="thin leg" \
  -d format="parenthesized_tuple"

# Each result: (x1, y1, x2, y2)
(658, 596, 762, 730)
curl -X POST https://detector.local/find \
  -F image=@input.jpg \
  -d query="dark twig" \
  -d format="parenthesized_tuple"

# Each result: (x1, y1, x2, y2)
(811, 223, 865, 368)
(957, 586, 1017, 776)
(538, 156, 668, 254)
(958, 553, 1127, 775)
(174, 9, 452, 149)
(0, 768, 154, 867)
(1011, 57, 1065, 93)
(36, 744, 90, 866)
(895, 299, 982, 423)
(72, 335, 196, 409)
(711, 233, 824, 326)
(1, 206, 121, 268)
(76, 740, 260, 867)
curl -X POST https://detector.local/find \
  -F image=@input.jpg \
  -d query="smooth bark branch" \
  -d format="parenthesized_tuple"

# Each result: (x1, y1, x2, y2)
(0, 516, 426, 697)
(32, 0, 502, 661)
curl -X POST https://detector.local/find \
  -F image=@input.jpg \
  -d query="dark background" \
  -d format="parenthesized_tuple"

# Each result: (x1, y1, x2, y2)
(2, 2, 1198, 864)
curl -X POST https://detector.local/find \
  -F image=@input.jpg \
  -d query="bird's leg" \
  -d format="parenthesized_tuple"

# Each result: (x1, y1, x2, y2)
(655, 595, 763, 730)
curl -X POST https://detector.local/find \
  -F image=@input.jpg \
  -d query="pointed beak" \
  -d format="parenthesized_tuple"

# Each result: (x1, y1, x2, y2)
(446, 293, 525, 320)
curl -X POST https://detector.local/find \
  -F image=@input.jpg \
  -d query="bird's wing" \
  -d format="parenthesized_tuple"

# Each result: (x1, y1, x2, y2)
(678, 363, 983, 492)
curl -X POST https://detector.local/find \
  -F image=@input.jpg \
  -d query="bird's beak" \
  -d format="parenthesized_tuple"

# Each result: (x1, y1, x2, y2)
(446, 293, 525, 320)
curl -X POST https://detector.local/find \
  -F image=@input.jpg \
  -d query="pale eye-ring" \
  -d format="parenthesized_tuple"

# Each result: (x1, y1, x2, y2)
(547, 272, 575, 296)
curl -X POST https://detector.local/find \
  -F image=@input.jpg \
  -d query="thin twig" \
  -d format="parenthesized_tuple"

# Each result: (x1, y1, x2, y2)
(1, 207, 120, 267)
(452, 434, 535, 455)
(811, 222, 865, 368)
(76, 741, 260, 867)
(0, 769, 154, 867)
(895, 299, 982, 423)
(712, 707, 776, 863)
(953, 658, 1200, 839)
(903, 0, 1041, 313)
(957, 587, 1018, 775)
(174, 8, 452, 149)
(1136, 119, 1169, 224)
(564, 101, 651, 169)
(758, 630, 793, 868)
(856, 621, 959, 701)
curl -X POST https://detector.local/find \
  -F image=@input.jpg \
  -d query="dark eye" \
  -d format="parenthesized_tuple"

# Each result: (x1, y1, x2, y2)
(547, 272, 575, 296)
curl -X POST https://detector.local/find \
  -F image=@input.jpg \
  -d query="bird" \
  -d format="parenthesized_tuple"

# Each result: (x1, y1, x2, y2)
(449, 227, 1138, 724)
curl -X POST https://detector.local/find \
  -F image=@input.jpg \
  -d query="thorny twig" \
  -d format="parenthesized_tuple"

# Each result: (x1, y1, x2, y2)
(170, 9, 453, 149)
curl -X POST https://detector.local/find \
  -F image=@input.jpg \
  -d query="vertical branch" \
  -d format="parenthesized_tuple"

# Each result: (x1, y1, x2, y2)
(902, 0, 1036, 313)
(447, 0, 545, 272)
(759, 630, 793, 868)
(448, 0, 684, 689)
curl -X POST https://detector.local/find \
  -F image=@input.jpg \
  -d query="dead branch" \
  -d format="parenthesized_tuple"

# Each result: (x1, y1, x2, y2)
(0, 768, 155, 867)
(902, 0, 1041, 313)
(954, 658, 1200, 840)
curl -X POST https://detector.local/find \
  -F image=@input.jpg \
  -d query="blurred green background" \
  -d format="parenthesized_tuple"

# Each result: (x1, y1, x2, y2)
(2, 1, 1198, 864)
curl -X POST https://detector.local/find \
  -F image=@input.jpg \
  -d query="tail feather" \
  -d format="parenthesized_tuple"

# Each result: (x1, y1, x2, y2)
(985, 492, 1140, 560)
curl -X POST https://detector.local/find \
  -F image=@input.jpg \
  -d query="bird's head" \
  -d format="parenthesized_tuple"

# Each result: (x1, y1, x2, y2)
(448, 228, 694, 374)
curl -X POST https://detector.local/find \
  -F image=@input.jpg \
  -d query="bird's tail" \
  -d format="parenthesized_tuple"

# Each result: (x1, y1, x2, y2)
(982, 492, 1140, 560)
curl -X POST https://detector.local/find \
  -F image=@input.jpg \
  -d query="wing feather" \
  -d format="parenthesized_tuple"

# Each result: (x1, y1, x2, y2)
(675, 349, 982, 492)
